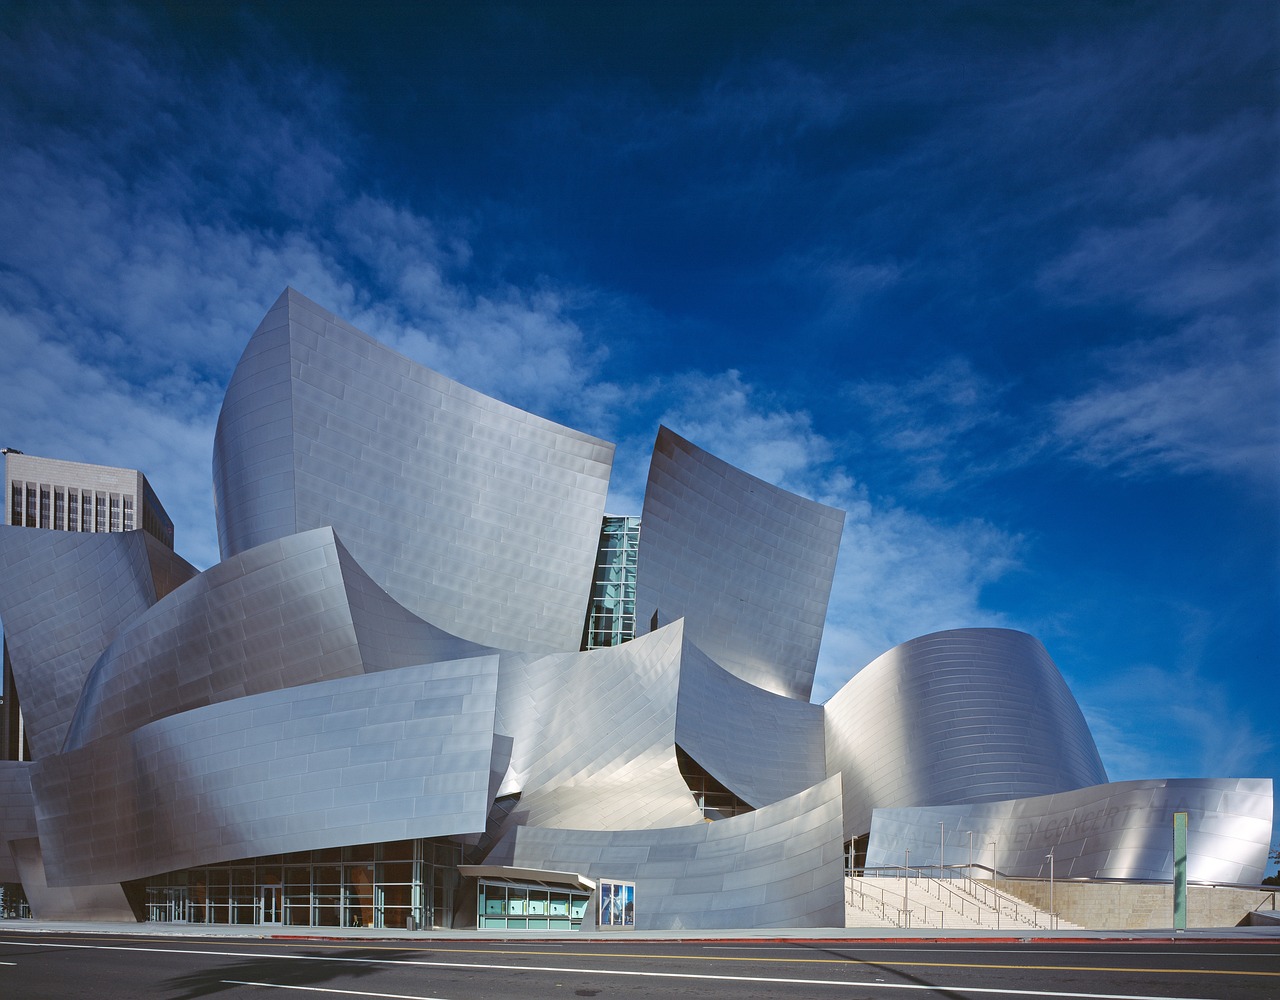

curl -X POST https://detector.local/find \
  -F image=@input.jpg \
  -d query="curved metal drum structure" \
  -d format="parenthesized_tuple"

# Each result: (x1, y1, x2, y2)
(825, 628, 1109, 840)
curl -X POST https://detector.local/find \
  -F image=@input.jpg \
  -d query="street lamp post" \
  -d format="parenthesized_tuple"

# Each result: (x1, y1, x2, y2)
(968, 831, 974, 876)
(939, 821, 945, 878)
(1046, 849, 1055, 930)
(904, 847, 910, 927)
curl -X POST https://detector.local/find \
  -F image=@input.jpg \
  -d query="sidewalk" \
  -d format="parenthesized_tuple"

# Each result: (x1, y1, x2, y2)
(2, 917, 1279, 944)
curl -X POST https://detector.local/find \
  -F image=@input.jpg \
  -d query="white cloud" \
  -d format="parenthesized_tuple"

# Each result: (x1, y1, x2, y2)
(1076, 661, 1275, 781)
(1050, 324, 1279, 484)
(1038, 197, 1272, 319)
(0, 9, 624, 569)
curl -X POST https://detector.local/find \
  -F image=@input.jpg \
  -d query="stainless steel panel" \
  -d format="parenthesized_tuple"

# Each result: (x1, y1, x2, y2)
(865, 777, 1273, 883)
(825, 628, 1108, 840)
(213, 289, 613, 653)
(0, 526, 195, 758)
(635, 426, 844, 700)
(35, 657, 500, 886)
(64, 527, 495, 748)
(486, 775, 846, 930)
(674, 638, 826, 808)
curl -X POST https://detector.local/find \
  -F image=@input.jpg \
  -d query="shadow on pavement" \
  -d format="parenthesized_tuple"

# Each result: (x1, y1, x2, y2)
(159, 946, 423, 999)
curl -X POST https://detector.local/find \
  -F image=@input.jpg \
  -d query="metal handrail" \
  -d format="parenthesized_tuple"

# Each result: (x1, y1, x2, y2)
(852, 867, 1059, 930)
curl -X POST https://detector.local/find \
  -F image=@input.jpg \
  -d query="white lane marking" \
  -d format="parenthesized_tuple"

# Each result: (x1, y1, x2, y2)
(225, 981, 452, 1000)
(0, 938, 1228, 1000)
(709, 945, 1276, 959)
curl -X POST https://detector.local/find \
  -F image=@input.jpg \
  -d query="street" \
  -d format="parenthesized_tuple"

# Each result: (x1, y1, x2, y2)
(2, 932, 1279, 1000)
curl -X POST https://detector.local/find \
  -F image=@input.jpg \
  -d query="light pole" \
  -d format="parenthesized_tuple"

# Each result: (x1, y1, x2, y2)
(968, 831, 974, 876)
(989, 840, 998, 877)
(939, 821, 945, 878)
(904, 848, 910, 927)
(1046, 849, 1055, 930)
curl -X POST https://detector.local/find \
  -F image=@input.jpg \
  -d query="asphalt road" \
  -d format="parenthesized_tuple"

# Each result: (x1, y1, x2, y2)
(1, 932, 1278, 1000)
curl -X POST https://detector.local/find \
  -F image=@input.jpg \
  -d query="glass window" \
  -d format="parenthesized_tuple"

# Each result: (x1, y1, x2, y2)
(314, 866, 341, 927)
(39, 487, 50, 528)
(123, 495, 134, 531)
(81, 492, 92, 531)
(67, 490, 78, 531)
(9, 483, 20, 527)
(345, 864, 374, 928)
(95, 493, 106, 532)
(24, 484, 36, 527)
(54, 489, 65, 530)
(109, 494, 121, 532)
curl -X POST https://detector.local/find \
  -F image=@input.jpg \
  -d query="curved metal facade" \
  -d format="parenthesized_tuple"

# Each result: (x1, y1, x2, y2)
(492, 623, 701, 835)
(485, 774, 846, 930)
(0, 526, 196, 759)
(635, 426, 845, 700)
(37, 657, 501, 886)
(674, 639, 827, 809)
(64, 527, 495, 750)
(1, 288, 1270, 927)
(825, 628, 1109, 841)
(865, 778, 1274, 884)
(213, 288, 614, 654)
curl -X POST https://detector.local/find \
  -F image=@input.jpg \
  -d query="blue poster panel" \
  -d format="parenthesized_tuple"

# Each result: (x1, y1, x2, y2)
(598, 879, 635, 929)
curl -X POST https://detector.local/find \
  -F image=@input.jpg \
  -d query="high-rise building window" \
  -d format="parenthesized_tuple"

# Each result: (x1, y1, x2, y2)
(81, 491, 92, 531)
(39, 487, 50, 529)
(55, 488, 65, 530)
(25, 484, 36, 527)
(123, 496, 134, 531)
(9, 483, 20, 527)
(68, 490, 79, 532)
(95, 493, 106, 533)
(109, 494, 121, 533)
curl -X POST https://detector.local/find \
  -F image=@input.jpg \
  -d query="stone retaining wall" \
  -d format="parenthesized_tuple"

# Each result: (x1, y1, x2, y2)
(984, 879, 1278, 930)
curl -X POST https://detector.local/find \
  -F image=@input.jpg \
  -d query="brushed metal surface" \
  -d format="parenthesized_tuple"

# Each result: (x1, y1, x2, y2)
(214, 289, 613, 654)
(825, 628, 1109, 841)
(865, 777, 1274, 883)
(0, 526, 196, 758)
(486, 774, 846, 930)
(635, 426, 844, 701)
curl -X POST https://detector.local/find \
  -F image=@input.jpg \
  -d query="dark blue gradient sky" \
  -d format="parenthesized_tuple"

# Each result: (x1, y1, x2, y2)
(1, 1, 1276, 862)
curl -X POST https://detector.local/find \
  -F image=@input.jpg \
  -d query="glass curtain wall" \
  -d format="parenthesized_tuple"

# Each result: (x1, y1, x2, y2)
(582, 515, 640, 650)
(144, 838, 462, 929)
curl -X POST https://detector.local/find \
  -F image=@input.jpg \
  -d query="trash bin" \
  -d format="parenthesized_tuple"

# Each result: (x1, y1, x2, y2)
(405, 915, 416, 931)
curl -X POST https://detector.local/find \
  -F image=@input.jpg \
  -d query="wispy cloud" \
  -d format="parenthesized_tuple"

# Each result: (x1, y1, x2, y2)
(1077, 660, 1275, 781)
(0, 9, 624, 568)
(1050, 324, 1279, 485)
(841, 357, 1025, 492)
(1038, 195, 1275, 320)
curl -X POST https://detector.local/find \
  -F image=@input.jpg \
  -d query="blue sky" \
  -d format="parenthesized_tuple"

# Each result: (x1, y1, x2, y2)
(1, 3, 1277, 862)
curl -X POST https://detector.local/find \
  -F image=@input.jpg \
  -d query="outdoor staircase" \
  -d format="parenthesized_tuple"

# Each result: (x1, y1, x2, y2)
(846, 873, 1079, 931)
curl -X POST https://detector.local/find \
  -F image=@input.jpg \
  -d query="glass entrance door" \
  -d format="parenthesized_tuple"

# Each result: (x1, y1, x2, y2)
(261, 885, 283, 924)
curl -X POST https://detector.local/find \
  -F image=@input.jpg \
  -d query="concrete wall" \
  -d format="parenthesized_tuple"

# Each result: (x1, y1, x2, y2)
(986, 879, 1279, 930)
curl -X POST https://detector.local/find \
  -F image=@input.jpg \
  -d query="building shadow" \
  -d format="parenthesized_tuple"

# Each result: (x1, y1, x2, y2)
(159, 946, 423, 1000)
